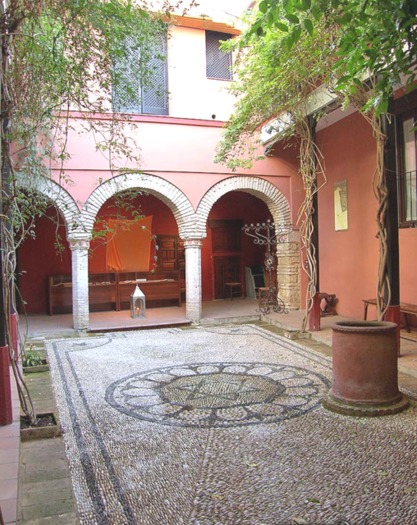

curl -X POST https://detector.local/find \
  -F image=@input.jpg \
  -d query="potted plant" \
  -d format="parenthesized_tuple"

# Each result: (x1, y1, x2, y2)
(22, 346, 49, 373)
(19, 345, 61, 440)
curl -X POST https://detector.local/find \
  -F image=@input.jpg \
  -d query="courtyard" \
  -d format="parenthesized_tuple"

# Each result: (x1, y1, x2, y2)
(11, 313, 417, 525)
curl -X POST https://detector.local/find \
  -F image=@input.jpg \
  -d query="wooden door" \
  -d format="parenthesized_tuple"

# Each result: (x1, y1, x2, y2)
(157, 235, 186, 298)
(210, 220, 242, 299)
(158, 235, 177, 271)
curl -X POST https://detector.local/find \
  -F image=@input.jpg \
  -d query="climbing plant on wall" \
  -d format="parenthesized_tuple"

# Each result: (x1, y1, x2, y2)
(217, 0, 417, 323)
(216, 9, 338, 328)
(252, 0, 417, 318)
(0, 0, 194, 424)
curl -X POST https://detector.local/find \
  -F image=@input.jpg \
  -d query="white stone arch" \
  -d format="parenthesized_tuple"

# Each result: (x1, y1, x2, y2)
(16, 174, 80, 231)
(196, 176, 291, 229)
(77, 173, 202, 326)
(196, 176, 300, 310)
(79, 173, 195, 236)
(16, 175, 89, 330)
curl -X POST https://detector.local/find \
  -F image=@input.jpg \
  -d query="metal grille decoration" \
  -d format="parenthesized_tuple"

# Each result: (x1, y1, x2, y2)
(242, 220, 292, 315)
(206, 31, 232, 80)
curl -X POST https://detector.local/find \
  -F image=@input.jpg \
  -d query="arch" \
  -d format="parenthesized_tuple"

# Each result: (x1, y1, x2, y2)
(196, 176, 291, 232)
(196, 176, 300, 310)
(16, 174, 80, 231)
(79, 173, 196, 237)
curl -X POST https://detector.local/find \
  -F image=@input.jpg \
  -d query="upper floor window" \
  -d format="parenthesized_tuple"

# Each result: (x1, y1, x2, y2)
(206, 31, 232, 80)
(398, 114, 417, 226)
(113, 33, 168, 116)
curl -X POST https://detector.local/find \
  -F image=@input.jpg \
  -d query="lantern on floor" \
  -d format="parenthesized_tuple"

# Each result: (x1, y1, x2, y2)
(130, 284, 146, 318)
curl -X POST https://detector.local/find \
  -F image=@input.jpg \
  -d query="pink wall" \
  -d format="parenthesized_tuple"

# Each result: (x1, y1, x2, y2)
(50, 115, 298, 211)
(316, 112, 380, 318)
(317, 109, 417, 320)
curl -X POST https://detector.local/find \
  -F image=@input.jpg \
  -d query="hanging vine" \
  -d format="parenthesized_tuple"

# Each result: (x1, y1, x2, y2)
(295, 115, 327, 331)
(216, 13, 337, 329)
(342, 77, 391, 319)
(363, 111, 390, 319)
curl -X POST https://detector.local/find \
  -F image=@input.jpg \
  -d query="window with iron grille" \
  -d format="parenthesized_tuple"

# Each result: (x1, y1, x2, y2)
(113, 33, 168, 115)
(206, 31, 232, 80)
(398, 114, 417, 226)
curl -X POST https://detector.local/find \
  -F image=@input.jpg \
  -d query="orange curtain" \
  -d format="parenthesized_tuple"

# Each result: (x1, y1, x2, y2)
(106, 216, 153, 272)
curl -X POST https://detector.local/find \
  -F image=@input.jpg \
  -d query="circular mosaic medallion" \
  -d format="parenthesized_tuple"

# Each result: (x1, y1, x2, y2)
(105, 362, 330, 428)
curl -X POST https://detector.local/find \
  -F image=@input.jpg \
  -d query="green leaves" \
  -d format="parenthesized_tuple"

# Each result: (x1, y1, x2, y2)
(247, 0, 417, 117)
(259, 1, 269, 13)
(311, 5, 322, 21)
(285, 13, 300, 23)
(304, 18, 314, 35)
(276, 21, 289, 32)
(217, 1, 337, 167)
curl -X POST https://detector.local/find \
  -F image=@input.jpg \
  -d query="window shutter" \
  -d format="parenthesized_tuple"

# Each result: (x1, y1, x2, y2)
(206, 31, 232, 80)
(113, 36, 142, 114)
(141, 34, 168, 115)
(113, 33, 168, 115)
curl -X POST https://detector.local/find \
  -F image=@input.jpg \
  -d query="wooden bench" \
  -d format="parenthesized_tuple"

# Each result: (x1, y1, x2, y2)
(116, 272, 181, 310)
(48, 271, 181, 315)
(363, 299, 417, 332)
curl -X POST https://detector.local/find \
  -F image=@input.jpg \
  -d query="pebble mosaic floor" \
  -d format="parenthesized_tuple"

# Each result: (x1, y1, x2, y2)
(47, 325, 417, 525)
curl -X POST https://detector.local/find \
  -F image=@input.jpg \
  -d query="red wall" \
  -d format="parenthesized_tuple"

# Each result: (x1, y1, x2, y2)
(18, 207, 71, 314)
(89, 194, 178, 273)
(18, 195, 179, 314)
(202, 192, 272, 301)
(317, 112, 417, 320)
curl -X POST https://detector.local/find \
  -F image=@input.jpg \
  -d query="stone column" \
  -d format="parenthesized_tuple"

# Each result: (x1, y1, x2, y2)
(68, 233, 91, 331)
(184, 238, 203, 323)
(276, 231, 300, 310)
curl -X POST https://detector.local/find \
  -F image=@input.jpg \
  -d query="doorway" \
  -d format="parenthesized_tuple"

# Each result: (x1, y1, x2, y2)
(210, 219, 242, 299)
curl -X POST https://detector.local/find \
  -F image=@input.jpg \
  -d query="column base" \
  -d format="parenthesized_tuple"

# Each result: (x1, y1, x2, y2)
(322, 392, 410, 417)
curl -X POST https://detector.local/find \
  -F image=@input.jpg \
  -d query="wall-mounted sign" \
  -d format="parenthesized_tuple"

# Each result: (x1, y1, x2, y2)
(334, 180, 348, 231)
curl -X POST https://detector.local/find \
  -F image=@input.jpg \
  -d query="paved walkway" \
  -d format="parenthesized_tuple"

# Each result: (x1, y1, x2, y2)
(13, 320, 417, 525)
(0, 371, 20, 525)
(17, 371, 78, 525)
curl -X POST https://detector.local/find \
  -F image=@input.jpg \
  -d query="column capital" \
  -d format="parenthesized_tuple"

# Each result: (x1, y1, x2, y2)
(67, 232, 91, 251)
(183, 238, 203, 248)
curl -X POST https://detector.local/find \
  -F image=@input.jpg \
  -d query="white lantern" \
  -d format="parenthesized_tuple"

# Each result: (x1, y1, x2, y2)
(130, 284, 146, 318)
